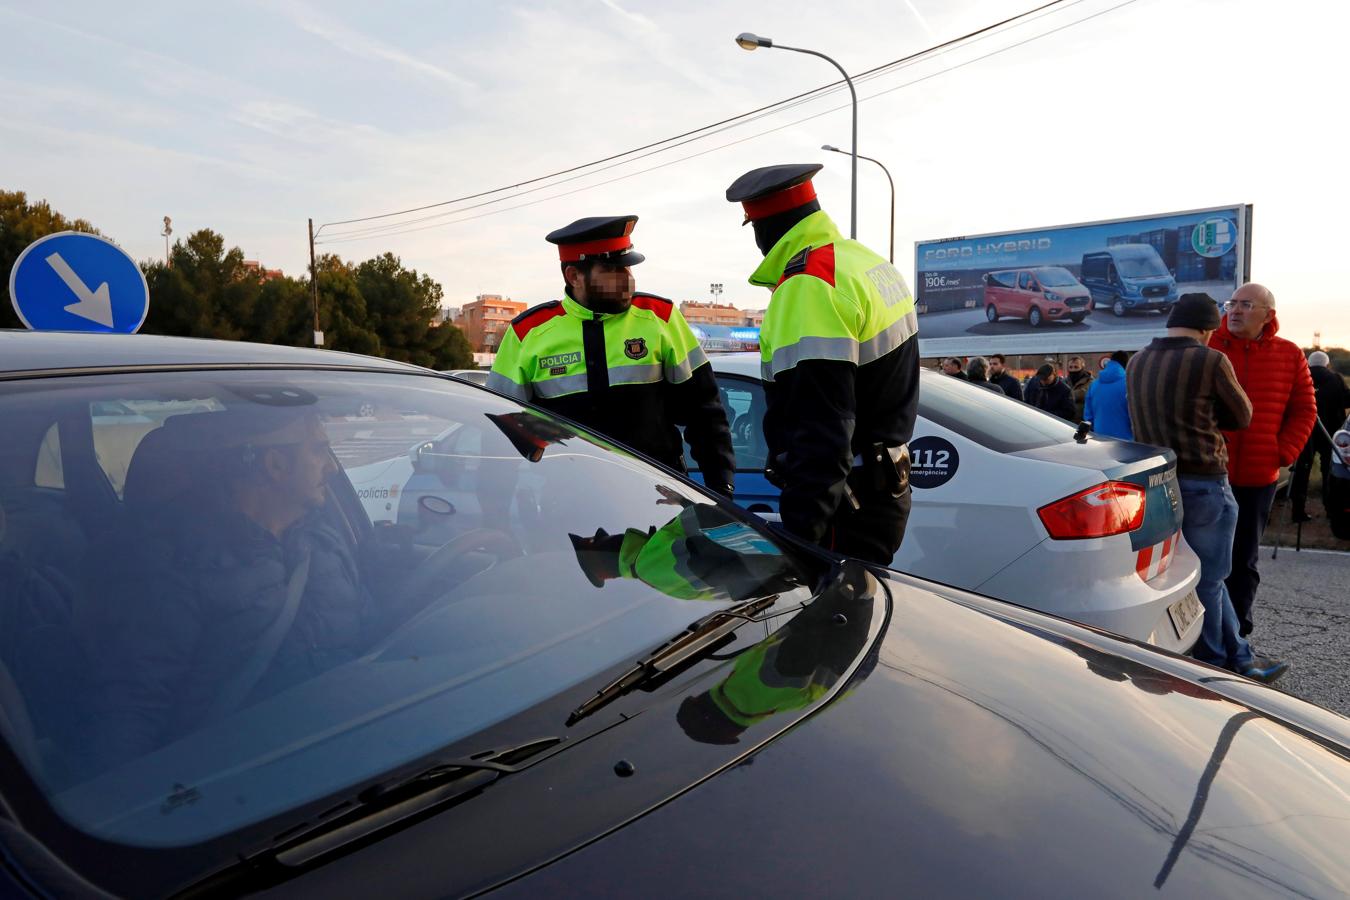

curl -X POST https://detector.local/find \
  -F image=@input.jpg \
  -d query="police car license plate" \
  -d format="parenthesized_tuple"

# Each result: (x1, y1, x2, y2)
(1167, 591, 1202, 640)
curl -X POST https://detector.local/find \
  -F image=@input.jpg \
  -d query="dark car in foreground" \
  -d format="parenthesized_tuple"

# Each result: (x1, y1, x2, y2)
(1, 331, 1349, 898)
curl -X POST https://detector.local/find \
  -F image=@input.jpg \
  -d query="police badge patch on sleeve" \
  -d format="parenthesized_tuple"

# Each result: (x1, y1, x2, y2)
(624, 337, 648, 360)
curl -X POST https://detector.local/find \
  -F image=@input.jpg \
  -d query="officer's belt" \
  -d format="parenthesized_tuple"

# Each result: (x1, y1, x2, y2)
(845, 442, 911, 508)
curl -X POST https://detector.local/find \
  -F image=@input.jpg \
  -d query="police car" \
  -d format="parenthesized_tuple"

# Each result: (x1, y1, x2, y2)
(6, 331, 1350, 899)
(697, 353, 1204, 653)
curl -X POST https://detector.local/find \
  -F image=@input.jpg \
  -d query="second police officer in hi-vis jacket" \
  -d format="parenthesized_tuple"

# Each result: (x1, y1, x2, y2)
(725, 164, 920, 563)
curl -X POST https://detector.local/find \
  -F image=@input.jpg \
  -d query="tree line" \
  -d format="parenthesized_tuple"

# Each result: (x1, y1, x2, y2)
(1, 190, 473, 370)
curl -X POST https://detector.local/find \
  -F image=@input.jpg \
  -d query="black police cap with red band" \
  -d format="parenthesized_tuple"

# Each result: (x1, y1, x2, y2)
(546, 215, 646, 266)
(725, 163, 824, 224)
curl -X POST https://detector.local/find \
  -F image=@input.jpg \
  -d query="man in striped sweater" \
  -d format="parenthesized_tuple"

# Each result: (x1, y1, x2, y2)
(1127, 293, 1288, 683)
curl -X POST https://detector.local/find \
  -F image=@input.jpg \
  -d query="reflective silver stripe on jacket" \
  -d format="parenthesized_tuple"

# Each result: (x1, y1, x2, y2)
(608, 363, 665, 387)
(531, 372, 591, 398)
(665, 345, 708, 384)
(762, 311, 917, 380)
(859, 309, 918, 365)
(485, 372, 530, 401)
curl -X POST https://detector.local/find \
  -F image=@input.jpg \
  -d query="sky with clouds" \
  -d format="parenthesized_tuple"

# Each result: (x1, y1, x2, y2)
(3, 0, 1347, 347)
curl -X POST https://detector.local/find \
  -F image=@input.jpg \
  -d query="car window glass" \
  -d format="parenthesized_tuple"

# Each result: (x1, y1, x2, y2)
(1018, 272, 1032, 290)
(1114, 248, 1169, 278)
(1035, 267, 1078, 287)
(918, 370, 1076, 452)
(33, 423, 63, 489)
(687, 375, 768, 472)
(88, 400, 224, 498)
(0, 370, 814, 849)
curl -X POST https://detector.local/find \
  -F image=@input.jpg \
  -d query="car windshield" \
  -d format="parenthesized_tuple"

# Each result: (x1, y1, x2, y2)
(0, 369, 813, 848)
(1033, 267, 1079, 287)
(917, 370, 1077, 452)
(1113, 247, 1169, 279)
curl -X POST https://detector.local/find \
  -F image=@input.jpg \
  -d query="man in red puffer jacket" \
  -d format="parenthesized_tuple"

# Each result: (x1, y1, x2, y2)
(1209, 283, 1316, 638)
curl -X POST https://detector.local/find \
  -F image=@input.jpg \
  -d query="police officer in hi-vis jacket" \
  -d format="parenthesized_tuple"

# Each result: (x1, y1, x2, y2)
(725, 165, 919, 563)
(487, 215, 735, 497)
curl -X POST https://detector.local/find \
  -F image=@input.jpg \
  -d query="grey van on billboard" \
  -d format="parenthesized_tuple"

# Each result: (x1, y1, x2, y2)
(1080, 244, 1178, 317)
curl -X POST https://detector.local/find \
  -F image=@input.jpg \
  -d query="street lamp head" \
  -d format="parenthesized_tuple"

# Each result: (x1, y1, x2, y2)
(736, 32, 772, 51)
(821, 144, 840, 152)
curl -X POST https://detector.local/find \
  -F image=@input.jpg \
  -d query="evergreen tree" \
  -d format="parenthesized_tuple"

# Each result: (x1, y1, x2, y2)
(0, 190, 100, 329)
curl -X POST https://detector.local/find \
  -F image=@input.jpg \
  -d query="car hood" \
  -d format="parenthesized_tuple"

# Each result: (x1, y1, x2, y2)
(503, 571, 1350, 899)
(1041, 283, 1090, 298)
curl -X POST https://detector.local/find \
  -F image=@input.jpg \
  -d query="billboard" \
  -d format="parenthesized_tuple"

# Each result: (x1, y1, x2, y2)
(914, 205, 1252, 358)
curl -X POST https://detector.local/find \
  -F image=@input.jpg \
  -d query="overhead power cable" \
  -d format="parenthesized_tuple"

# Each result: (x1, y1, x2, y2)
(316, 0, 1137, 246)
(319, 0, 1096, 244)
(314, 0, 1072, 237)
(317, 0, 1138, 246)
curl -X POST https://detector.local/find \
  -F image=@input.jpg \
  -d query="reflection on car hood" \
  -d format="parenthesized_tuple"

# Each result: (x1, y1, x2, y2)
(504, 571, 1350, 899)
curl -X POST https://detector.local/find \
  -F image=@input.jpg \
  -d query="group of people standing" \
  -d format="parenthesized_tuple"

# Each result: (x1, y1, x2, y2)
(941, 352, 1133, 439)
(938, 288, 1340, 683)
(488, 162, 920, 567)
(483, 159, 1341, 687)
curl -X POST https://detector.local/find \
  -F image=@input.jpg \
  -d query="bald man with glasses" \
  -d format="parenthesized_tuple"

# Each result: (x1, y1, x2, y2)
(1209, 283, 1316, 639)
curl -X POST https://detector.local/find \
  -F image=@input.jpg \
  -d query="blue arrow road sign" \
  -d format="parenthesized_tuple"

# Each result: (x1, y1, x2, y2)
(8, 231, 150, 334)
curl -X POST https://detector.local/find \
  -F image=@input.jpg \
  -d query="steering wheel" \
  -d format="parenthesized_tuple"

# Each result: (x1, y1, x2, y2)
(398, 528, 523, 611)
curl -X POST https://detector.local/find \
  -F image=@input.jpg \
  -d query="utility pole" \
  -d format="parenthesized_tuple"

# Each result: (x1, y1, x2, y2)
(308, 218, 323, 347)
(161, 216, 173, 267)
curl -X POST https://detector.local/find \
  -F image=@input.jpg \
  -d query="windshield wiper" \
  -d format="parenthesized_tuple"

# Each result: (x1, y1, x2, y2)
(566, 594, 780, 726)
(267, 736, 563, 868)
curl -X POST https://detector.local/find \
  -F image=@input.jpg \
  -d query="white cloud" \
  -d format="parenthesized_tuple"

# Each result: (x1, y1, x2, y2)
(272, 0, 477, 92)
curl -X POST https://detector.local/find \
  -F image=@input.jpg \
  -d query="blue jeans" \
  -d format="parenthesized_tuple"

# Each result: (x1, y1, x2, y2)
(1178, 477, 1252, 670)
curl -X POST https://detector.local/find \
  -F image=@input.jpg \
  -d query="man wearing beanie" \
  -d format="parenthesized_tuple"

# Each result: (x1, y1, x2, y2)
(1208, 284, 1315, 638)
(1127, 293, 1287, 682)
(1028, 363, 1077, 421)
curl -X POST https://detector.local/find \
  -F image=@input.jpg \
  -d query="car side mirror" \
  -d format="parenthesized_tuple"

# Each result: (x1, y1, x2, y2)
(411, 441, 435, 474)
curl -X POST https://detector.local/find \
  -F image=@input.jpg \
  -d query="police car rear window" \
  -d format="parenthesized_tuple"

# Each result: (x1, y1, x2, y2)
(918, 371, 1075, 452)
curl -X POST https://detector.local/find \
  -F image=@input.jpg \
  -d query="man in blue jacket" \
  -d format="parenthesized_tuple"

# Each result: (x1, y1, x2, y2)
(1084, 351, 1133, 440)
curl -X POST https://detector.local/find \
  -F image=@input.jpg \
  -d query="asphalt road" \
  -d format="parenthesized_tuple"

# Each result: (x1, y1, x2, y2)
(1248, 546, 1350, 719)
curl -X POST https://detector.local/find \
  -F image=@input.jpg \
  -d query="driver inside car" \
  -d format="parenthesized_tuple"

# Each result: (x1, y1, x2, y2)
(86, 405, 376, 769)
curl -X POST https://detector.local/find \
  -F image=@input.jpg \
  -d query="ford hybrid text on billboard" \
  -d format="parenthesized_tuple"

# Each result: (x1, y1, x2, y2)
(914, 205, 1252, 357)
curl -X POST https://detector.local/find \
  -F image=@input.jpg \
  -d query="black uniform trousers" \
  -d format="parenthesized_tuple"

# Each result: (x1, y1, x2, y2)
(829, 488, 911, 566)
(1225, 481, 1278, 638)
(1290, 428, 1333, 517)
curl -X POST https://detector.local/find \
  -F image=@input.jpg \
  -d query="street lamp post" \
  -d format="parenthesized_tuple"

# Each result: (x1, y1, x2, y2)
(710, 282, 723, 303)
(822, 144, 894, 263)
(736, 32, 858, 240)
(161, 216, 173, 267)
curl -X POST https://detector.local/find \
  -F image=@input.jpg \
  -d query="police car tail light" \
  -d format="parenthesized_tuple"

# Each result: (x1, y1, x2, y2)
(1038, 481, 1146, 540)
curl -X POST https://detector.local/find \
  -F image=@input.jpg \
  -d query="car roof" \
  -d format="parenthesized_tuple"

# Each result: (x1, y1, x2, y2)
(0, 330, 428, 377)
(709, 351, 941, 385)
(707, 352, 762, 378)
